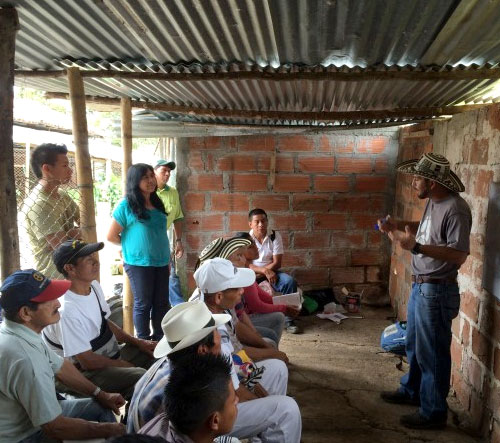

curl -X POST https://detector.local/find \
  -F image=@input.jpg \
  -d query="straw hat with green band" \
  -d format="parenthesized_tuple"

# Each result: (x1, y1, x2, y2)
(396, 153, 465, 193)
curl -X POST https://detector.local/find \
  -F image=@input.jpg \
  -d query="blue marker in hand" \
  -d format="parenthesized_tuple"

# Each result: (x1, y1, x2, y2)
(374, 215, 389, 231)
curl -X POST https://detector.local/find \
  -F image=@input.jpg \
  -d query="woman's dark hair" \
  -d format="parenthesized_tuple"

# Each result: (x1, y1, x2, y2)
(125, 163, 166, 220)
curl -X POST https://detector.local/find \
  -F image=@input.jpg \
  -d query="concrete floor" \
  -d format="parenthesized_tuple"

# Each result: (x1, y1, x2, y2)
(280, 307, 483, 443)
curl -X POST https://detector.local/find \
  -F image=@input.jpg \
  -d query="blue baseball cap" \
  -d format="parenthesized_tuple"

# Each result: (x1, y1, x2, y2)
(0, 269, 70, 311)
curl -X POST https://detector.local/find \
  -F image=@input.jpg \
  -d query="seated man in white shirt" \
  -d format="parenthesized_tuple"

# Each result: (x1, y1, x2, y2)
(248, 208, 300, 333)
(43, 240, 156, 400)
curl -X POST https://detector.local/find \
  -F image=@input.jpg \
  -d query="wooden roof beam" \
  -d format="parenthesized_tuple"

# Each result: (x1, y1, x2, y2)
(16, 68, 500, 81)
(44, 92, 488, 121)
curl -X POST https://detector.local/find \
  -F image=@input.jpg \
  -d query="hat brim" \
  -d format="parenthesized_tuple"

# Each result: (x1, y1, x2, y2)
(155, 161, 176, 170)
(153, 312, 231, 358)
(396, 159, 465, 193)
(31, 279, 71, 303)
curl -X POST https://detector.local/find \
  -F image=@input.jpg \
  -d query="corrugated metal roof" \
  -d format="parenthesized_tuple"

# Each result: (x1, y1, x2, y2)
(5, 0, 500, 133)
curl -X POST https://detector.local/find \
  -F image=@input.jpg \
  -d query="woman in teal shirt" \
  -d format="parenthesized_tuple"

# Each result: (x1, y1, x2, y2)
(107, 164, 170, 340)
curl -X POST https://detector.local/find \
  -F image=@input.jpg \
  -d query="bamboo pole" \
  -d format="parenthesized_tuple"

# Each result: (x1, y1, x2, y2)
(44, 92, 488, 121)
(0, 8, 20, 280)
(120, 97, 134, 335)
(15, 67, 500, 82)
(67, 67, 97, 244)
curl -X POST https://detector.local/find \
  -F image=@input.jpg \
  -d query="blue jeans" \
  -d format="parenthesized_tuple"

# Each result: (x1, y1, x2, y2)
(271, 272, 297, 295)
(124, 264, 170, 340)
(250, 312, 286, 345)
(169, 267, 185, 307)
(400, 282, 460, 420)
(20, 398, 115, 442)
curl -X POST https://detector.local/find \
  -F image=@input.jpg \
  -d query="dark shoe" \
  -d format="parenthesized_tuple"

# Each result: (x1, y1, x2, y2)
(286, 323, 300, 334)
(380, 390, 420, 406)
(400, 411, 447, 429)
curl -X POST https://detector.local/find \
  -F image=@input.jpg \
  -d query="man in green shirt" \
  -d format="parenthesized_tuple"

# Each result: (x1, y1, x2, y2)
(0, 269, 125, 442)
(22, 144, 81, 278)
(154, 160, 184, 259)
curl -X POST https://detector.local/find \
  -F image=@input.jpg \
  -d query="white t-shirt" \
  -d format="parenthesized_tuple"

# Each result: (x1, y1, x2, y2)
(250, 229, 284, 267)
(43, 281, 111, 358)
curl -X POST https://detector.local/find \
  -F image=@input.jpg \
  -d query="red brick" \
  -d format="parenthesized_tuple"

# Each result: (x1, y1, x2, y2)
(292, 194, 330, 212)
(332, 233, 365, 249)
(452, 316, 460, 339)
(188, 174, 223, 191)
(184, 192, 205, 211)
(351, 250, 383, 266)
(330, 267, 365, 284)
(357, 137, 389, 154)
(218, 155, 256, 171)
(184, 215, 224, 232)
(471, 327, 492, 366)
(374, 158, 389, 172)
(314, 176, 350, 192)
(461, 291, 480, 323)
(319, 136, 354, 153)
(451, 338, 462, 369)
(332, 196, 374, 213)
(367, 231, 382, 246)
(352, 214, 377, 230)
(294, 268, 329, 286)
(211, 194, 249, 212)
(313, 214, 347, 230)
(186, 252, 199, 269)
(189, 137, 222, 150)
(474, 169, 493, 198)
(252, 195, 290, 212)
(494, 347, 500, 382)
(470, 138, 489, 165)
(463, 356, 483, 392)
(366, 266, 381, 282)
(294, 232, 330, 249)
(257, 156, 294, 172)
(462, 319, 471, 347)
(274, 175, 310, 192)
(451, 369, 470, 410)
(229, 214, 248, 231)
(187, 271, 196, 292)
(272, 214, 307, 230)
(188, 151, 204, 170)
(239, 136, 275, 152)
(186, 234, 202, 251)
(282, 252, 306, 268)
(355, 176, 388, 192)
(298, 156, 334, 173)
(337, 157, 372, 174)
(279, 135, 314, 152)
(230, 174, 268, 192)
(311, 251, 347, 267)
(469, 233, 484, 260)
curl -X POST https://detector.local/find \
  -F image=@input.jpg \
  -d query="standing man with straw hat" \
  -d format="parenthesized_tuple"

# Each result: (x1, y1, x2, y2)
(378, 153, 472, 430)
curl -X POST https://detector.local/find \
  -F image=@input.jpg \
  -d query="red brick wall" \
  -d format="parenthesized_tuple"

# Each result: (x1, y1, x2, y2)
(390, 106, 500, 441)
(177, 131, 398, 296)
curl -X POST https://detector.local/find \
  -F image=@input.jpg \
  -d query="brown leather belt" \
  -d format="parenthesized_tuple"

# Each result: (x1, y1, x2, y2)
(411, 275, 457, 284)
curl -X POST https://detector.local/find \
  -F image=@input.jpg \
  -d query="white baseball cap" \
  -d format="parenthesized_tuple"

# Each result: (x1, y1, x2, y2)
(154, 301, 231, 358)
(193, 258, 256, 294)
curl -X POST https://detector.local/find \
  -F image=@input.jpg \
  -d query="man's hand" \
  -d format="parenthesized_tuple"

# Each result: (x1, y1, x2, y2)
(377, 215, 396, 233)
(253, 383, 269, 398)
(264, 268, 277, 284)
(175, 241, 184, 259)
(271, 350, 289, 365)
(285, 306, 301, 318)
(96, 391, 126, 414)
(136, 339, 157, 357)
(389, 225, 417, 251)
(101, 423, 126, 437)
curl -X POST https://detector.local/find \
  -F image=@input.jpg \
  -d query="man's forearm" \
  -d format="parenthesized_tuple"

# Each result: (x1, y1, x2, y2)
(108, 320, 137, 345)
(396, 220, 419, 234)
(236, 322, 268, 348)
(56, 359, 102, 395)
(43, 416, 121, 440)
(243, 346, 277, 362)
(173, 220, 182, 241)
(418, 245, 468, 266)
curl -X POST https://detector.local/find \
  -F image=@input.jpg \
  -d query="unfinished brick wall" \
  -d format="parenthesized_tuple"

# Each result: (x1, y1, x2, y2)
(176, 130, 399, 298)
(390, 105, 500, 441)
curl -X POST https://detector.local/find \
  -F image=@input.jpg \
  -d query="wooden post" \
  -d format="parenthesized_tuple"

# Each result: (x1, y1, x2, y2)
(67, 67, 97, 244)
(121, 97, 134, 334)
(0, 8, 20, 280)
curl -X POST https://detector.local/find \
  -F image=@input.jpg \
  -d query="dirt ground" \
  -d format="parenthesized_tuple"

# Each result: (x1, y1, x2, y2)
(280, 307, 483, 443)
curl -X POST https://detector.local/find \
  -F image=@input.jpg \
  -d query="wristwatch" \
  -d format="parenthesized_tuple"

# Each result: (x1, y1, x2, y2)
(92, 386, 102, 397)
(411, 242, 422, 255)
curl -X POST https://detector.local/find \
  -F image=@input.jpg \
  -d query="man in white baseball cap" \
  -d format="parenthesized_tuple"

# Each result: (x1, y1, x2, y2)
(194, 258, 302, 442)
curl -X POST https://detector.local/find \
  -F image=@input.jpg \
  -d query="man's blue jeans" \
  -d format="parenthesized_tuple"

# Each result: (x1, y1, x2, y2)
(400, 282, 460, 420)
(271, 272, 297, 295)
